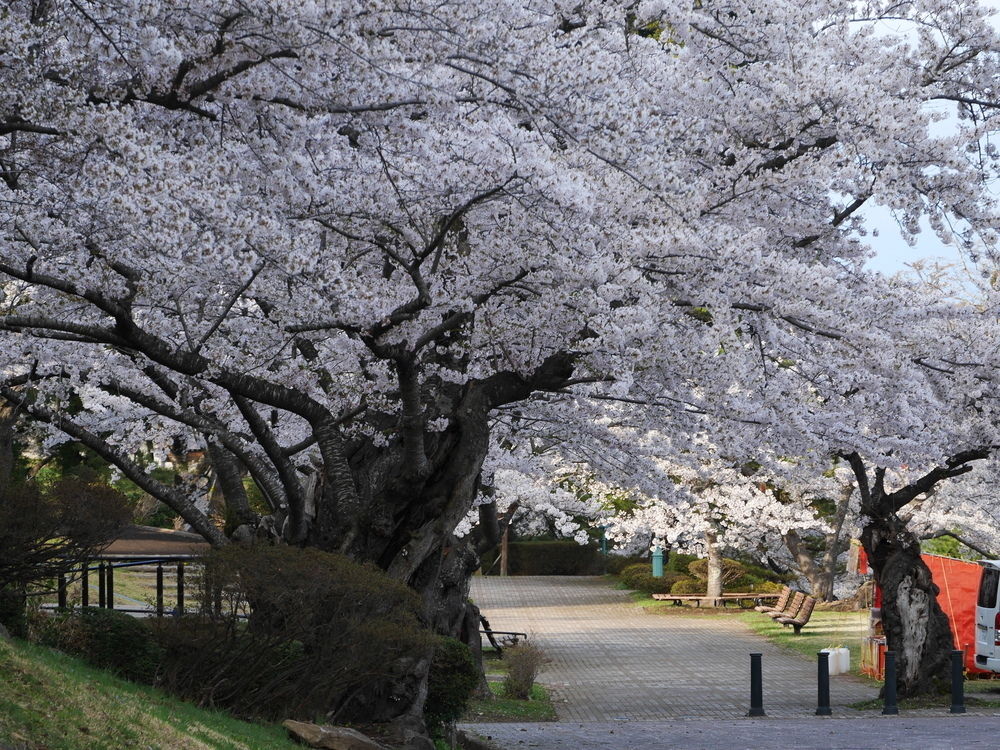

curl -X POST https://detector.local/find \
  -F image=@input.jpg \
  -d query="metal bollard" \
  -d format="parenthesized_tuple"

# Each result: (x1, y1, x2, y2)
(816, 651, 832, 716)
(950, 649, 966, 714)
(883, 651, 899, 715)
(748, 652, 766, 717)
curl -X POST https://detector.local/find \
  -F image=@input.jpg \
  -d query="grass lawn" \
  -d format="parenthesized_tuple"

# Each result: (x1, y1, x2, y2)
(735, 608, 872, 677)
(0, 637, 300, 750)
(461, 682, 557, 723)
(461, 648, 557, 723)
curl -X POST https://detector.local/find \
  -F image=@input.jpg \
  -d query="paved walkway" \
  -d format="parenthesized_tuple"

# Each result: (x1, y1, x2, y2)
(461, 576, 1000, 749)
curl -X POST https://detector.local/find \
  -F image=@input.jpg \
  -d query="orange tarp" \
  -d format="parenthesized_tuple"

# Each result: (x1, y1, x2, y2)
(922, 554, 986, 674)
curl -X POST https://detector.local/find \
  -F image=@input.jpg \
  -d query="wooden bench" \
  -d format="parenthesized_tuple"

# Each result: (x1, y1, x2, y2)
(765, 590, 806, 619)
(651, 593, 781, 608)
(754, 585, 792, 614)
(776, 595, 817, 634)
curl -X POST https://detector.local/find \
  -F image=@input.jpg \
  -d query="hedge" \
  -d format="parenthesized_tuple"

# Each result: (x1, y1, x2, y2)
(481, 541, 605, 575)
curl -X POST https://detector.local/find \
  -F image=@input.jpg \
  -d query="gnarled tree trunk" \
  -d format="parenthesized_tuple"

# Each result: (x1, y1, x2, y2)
(846, 450, 989, 698)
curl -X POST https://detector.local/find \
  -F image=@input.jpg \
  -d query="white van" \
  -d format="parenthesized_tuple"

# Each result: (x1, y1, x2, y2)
(975, 560, 1000, 671)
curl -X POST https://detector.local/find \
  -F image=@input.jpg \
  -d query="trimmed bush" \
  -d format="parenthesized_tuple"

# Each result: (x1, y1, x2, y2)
(605, 554, 648, 576)
(37, 606, 163, 684)
(630, 572, 691, 595)
(152, 545, 432, 721)
(670, 578, 707, 595)
(502, 641, 547, 699)
(425, 637, 480, 732)
(618, 563, 651, 589)
(665, 553, 698, 575)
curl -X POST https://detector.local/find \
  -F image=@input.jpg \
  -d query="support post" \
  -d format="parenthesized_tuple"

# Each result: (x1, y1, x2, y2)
(98, 562, 106, 608)
(748, 653, 766, 717)
(156, 563, 164, 617)
(81, 563, 89, 607)
(652, 546, 664, 578)
(951, 649, 966, 714)
(177, 562, 185, 614)
(816, 651, 832, 716)
(883, 651, 899, 715)
(106, 563, 114, 610)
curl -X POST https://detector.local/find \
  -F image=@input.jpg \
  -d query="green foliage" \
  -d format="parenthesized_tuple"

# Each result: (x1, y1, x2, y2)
(605, 554, 648, 575)
(726, 575, 783, 593)
(0, 475, 131, 635)
(153, 545, 432, 721)
(629, 572, 691, 595)
(618, 563, 652, 589)
(921, 533, 982, 561)
(481, 540, 604, 575)
(665, 552, 699, 575)
(36, 606, 164, 684)
(670, 578, 707, 595)
(425, 637, 480, 732)
(502, 641, 546, 700)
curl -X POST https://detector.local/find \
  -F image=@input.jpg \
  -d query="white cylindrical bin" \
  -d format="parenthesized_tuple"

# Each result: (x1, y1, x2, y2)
(838, 647, 850, 674)
(821, 647, 850, 675)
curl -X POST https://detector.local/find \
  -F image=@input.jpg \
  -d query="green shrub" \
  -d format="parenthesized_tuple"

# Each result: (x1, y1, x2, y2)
(502, 641, 547, 699)
(425, 637, 480, 732)
(630, 572, 692, 595)
(665, 553, 699, 575)
(670, 578, 707, 595)
(618, 563, 651, 589)
(605, 554, 648, 576)
(37, 606, 163, 684)
(688, 558, 746, 586)
(725, 575, 784, 593)
(152, 545, 432, 721)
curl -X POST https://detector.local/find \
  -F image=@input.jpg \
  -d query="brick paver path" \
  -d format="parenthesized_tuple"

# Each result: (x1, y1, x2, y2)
(470, 576, 874, 721)
(463, 576, 1000, 749)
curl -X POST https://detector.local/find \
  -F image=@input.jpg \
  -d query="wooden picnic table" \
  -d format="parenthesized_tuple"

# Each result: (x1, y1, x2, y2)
(651, 593, 782, 608)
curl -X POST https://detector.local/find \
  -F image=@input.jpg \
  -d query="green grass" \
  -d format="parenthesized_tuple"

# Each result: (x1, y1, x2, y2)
(0, 637, 299, 749)
(736, 608, 872, 677)
(461, 682, 557, 723)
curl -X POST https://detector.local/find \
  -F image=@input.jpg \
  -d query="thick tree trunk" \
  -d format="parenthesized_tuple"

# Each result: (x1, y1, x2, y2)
(861, 514, 953, 697)
(845, 451, 989, 698)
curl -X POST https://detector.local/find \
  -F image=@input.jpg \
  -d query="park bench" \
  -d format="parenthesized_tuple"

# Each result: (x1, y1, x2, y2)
(776, 595, 817, 634)
(754, 585, 792, 614)
(479, 614, 527, 656)
(650, 593, 782, 608)
(765, 590, 806, 620)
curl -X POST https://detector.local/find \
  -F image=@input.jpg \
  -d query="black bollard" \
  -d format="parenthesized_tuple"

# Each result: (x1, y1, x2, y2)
(883, 651, 899, 715)
(748, 652, 766, 717)
(816, 651, 832, 716)
(950, 649, 966, 714)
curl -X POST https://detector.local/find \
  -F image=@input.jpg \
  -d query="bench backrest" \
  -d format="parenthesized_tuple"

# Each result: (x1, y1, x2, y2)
(782, 591, 806, 618)
(793, 595, 817, 623)
(771, 585, 793, 612)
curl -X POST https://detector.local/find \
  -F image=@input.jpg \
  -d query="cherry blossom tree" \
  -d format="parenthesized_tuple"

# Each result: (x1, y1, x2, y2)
(4, 0, 1000, 716)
